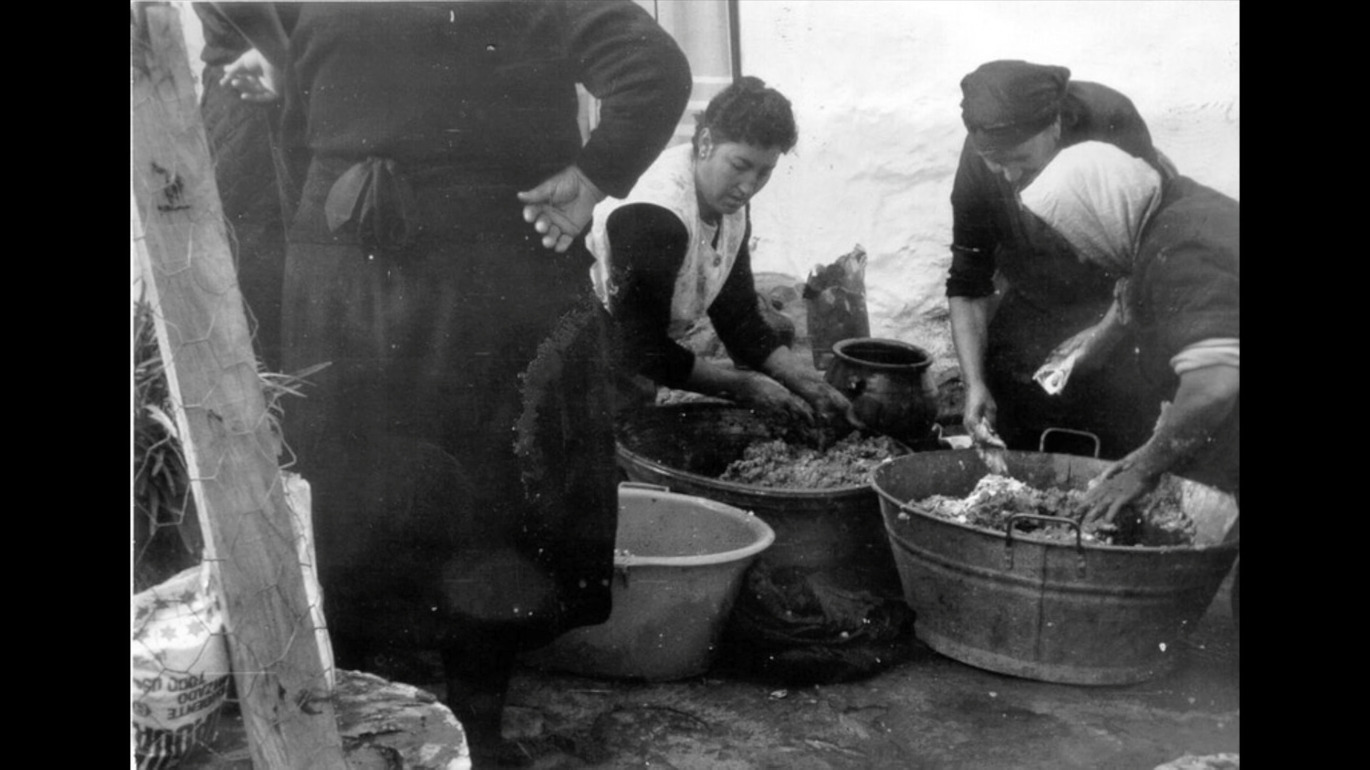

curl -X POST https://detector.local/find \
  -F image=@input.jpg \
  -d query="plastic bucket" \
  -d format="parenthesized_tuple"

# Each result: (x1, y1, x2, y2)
(871, 450, 1240, 685)
(522, 483, 774, 681)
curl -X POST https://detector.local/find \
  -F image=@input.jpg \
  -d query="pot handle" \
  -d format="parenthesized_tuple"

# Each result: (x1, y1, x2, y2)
(1004, 513, 1087, 578)
(1039, 427, 1101, 458)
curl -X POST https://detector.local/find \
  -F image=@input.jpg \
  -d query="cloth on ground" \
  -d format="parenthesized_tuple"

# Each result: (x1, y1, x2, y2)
(719, 562, 913, 686)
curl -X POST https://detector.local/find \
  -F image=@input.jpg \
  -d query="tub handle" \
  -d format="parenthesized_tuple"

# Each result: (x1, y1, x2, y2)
(1039, 428, 1101, 458)
(1004, 513, 1087, 578)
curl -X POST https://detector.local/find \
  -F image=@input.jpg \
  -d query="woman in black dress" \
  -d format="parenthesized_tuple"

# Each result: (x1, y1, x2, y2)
(230, 3, 692, 763)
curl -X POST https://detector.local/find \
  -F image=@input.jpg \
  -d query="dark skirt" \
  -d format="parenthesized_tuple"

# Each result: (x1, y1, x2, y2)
(200, 65, 289, 371)
(282, 167, 619, 654)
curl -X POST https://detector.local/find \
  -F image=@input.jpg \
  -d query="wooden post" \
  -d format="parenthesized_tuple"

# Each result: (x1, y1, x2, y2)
(130, 5, 347, 768)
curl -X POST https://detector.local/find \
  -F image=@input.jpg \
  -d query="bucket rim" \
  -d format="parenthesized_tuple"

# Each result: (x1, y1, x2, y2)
(616, 440, 878, 498)
(614, 484, 777, 568)
(869, 452, 1241, 554)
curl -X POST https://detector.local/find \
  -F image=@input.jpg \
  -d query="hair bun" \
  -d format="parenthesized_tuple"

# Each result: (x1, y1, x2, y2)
(694, 75, 797, 153)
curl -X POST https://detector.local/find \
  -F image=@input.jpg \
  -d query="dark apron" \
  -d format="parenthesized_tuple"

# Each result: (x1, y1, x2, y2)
(282, 157, 619, 653)
(985, 221, 1161, 460)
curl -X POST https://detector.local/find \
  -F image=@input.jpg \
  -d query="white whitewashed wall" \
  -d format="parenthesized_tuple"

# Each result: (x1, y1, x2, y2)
(163, 1, 1240, 379)
(735, 0, 1239, 376)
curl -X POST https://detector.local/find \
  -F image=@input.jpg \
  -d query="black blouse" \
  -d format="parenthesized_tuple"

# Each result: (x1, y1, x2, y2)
(605, 204, 781, 388)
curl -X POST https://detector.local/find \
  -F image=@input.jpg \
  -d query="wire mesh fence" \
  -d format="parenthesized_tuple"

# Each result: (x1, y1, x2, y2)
(131, 4, 344, 767)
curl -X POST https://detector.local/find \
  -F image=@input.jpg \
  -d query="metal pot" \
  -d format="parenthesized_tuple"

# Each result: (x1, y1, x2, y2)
(825, 338, 938, 444)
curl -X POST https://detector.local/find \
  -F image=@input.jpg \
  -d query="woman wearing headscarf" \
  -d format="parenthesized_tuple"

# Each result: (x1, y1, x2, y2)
(586, 77, 850, 427)
(946, 60, 1175, 459)
(1018, 141, 1239, 526)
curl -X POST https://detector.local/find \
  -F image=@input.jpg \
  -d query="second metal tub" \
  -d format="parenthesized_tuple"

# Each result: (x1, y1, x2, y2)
(871, 450, 1239, 685)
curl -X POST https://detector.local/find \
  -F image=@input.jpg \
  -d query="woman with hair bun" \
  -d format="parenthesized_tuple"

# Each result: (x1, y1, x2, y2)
(588, 77, 850, 426)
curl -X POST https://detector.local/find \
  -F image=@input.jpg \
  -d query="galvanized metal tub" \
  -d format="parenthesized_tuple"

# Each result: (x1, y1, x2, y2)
(615, 403, 902, 594)
(870, 450, 1240, 685)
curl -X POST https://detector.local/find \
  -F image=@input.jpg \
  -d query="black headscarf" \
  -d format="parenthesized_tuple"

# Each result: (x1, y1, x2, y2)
(960, 60, 1070, 151)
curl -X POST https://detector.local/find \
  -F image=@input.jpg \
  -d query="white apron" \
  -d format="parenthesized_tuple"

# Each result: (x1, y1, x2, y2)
(587, 143, 748, 340)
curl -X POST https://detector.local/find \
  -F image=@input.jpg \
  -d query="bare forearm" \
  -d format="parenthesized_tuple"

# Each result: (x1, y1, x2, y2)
(758, 346, 807, 390)
(1123, 366, 1240, 480)
(684, 356, 765, 401)
(949, 296, 992, 389)
(678, 343, 804, 399)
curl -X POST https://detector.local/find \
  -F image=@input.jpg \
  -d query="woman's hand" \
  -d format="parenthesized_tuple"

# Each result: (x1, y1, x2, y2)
(756, 347, 851, 428)
(786, 373, 853, 427)
(517, 165, 605, 252)
(220, 48, 280, 103)
(733, 371, 817, 425)
(1081, 365, 1239, 528)
(962, 381, 998, 439)
(1080, 455, 1156, 527)
(790, 376, 857, 449)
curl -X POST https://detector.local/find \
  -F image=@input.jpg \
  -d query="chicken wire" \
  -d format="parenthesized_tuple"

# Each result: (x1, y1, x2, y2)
(131, 5, 343, 766)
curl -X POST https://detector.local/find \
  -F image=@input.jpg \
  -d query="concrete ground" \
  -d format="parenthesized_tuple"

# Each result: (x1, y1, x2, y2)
(490, 570, 1239, 770)
(179, 568, 1236, 769)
